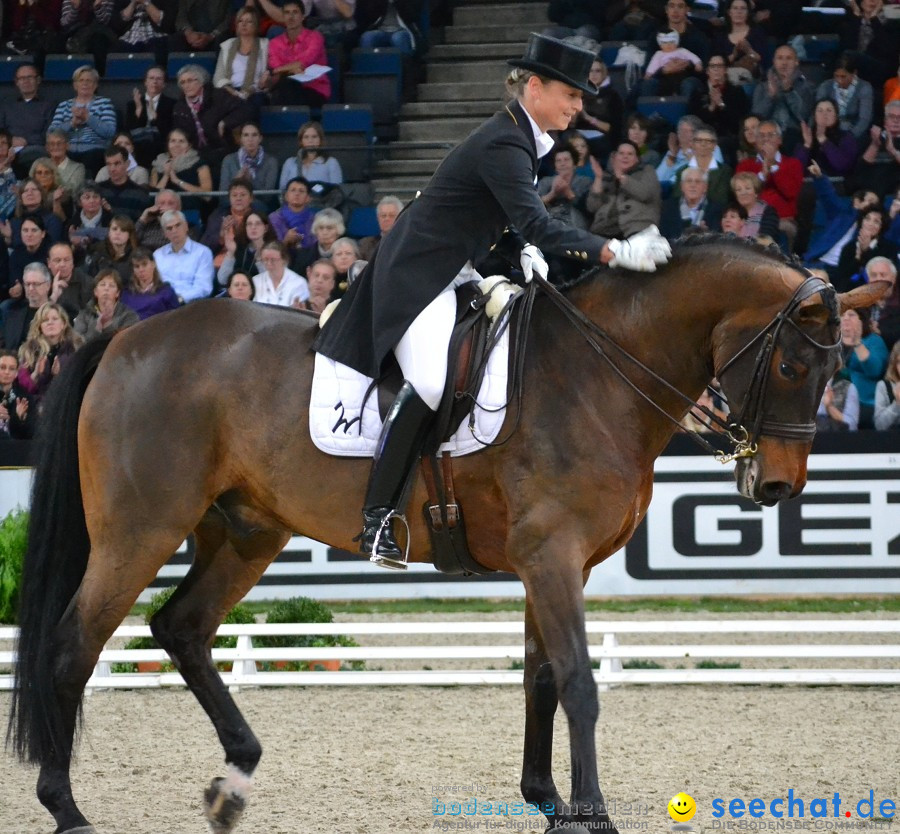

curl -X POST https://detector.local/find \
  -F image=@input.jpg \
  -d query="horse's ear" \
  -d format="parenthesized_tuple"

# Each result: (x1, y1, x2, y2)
(837, 280, 893, 314)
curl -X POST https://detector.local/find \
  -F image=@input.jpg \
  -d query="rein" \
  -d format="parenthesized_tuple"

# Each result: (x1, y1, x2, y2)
(530, 270, 840, 463)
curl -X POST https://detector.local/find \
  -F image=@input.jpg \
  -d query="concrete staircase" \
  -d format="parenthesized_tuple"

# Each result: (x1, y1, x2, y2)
(370, 0, 549, 201)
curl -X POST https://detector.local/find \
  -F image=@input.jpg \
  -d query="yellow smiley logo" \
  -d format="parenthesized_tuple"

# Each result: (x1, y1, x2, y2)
(668, 792, 697, 822)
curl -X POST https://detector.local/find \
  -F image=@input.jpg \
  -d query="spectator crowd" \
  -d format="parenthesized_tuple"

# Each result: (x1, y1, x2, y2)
(0, 0, 419, 439)
(542, 0, 900, 430)
(1, 0, 900, 436)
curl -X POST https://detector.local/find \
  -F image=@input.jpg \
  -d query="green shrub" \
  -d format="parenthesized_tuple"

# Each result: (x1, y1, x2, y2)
(214, 602, 256, 649)
(0, 509, 28, 624)
(259, 596, 363, 670)
(259, 597, 334, 649)
(117, 588, 253, 672)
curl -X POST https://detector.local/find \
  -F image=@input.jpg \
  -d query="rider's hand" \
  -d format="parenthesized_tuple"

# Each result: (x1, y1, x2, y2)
(520, 244, 548, 283)
(607, 225, 672, 272)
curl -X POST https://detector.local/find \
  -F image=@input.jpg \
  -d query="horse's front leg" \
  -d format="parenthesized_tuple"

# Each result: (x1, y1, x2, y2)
(520, 597, 565, 819)
(518, 558, 618, 834)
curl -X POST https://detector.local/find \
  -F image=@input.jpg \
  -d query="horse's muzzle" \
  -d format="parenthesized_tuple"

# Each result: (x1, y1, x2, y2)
(735, 458, 800, 506)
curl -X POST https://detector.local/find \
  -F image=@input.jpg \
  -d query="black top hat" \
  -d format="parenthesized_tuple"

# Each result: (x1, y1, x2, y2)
(508, 33, 598, 96)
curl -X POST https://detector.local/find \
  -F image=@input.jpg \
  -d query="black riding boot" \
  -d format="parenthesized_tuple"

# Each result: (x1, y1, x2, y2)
(358, 381, 436, 569)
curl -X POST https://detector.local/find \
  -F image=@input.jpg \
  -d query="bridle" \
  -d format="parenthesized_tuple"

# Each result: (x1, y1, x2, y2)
(526, 271, 841, 463)
(714, 272, 841, 455)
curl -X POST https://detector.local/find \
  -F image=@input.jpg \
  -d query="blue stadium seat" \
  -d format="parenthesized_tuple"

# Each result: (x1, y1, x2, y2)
(350, 48, 403, 76)
(636, 96, 688, 128)
(321, 105, 374, 181)
(347, 205, 379, 239)
(321, 104, 374, 140)
(105, 53, 157, 81)
(343, 74, 401, 133)
(326, 49, 341, 104)
(799, 61, 829, 87)
(800, 34, 840, 65)
(167, 52, 216, 77)
(260, 106, 311, 134)
(43, 54, 94, 82)
(0, 56, 29, 83)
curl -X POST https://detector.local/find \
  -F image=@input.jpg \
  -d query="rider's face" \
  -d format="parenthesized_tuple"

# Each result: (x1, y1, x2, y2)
(526, 78, 583, 133)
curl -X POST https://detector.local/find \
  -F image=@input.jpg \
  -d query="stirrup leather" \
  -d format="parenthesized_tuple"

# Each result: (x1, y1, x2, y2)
(369, 510, 410, 571)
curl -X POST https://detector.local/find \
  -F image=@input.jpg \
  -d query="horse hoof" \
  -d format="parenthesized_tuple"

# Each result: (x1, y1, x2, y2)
(203, 776, 246, 834)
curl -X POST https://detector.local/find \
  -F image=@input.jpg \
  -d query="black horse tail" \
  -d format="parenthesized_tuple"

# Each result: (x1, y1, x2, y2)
(7, 334, 113, 764)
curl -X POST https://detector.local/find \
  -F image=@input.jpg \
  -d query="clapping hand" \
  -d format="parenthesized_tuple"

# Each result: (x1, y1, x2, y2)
(32, 356, 47, 382)
(807, 160, 822, 178)
(841, 314, 863, 347)
(223, 224, 237, 255)
(51, 270, 68, 301)
(800, 120, 813, 148)
(889, 194, 900, 220)
(15, 398, 28, 421)
(667, 132, 679, 157)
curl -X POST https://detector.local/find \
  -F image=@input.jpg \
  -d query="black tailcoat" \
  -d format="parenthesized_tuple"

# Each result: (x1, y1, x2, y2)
(313, 100, 609, 378)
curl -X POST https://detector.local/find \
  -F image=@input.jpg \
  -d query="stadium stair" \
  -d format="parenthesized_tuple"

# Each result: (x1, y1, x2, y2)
(369, 0, 549, 202)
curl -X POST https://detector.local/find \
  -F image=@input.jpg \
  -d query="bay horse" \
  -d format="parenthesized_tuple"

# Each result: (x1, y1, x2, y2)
(8, 236, 886, 834)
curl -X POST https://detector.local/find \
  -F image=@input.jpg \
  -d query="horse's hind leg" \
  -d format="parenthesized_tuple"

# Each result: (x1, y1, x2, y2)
(36, 533, 182, 834)
(149, 508, 289, 833)
(520, 597, 565, 821)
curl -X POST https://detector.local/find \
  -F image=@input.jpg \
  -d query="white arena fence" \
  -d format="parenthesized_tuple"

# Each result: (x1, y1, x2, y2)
(1, 620, 899, 689)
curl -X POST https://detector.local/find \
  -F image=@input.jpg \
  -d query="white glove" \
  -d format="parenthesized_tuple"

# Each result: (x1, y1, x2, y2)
(520, 244, 548, 283)
(607, 225, 672, 272)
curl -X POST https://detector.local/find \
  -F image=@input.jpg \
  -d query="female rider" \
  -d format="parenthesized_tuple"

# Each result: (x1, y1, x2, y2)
(313, 34, 672, 569)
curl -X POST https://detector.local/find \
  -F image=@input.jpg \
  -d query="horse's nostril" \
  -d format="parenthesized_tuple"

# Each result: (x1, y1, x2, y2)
(760, 481, 792, 503)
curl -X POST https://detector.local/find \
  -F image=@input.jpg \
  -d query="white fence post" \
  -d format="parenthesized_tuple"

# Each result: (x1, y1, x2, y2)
(597, 632, 623, 691)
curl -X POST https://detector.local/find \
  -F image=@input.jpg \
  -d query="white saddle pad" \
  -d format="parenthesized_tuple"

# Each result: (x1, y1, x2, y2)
(309, 329, 510, 457)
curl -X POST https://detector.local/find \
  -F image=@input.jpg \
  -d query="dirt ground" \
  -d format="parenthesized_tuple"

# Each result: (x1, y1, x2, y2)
(2, 683, 898, 834)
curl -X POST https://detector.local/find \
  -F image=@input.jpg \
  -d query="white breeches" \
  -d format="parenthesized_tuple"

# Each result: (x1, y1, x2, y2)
(393, 263, 482, 411)
(394, 287, 456, 411)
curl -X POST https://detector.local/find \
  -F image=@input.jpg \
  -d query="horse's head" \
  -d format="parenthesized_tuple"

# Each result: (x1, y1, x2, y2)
(717, 277, 891, 506)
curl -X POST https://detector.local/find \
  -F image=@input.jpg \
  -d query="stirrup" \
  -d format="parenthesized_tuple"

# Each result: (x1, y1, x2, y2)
(369, 510, 410, 571)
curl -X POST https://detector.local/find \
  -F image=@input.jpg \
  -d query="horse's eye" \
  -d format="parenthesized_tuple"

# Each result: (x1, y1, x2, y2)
(779, 362, 798, 381)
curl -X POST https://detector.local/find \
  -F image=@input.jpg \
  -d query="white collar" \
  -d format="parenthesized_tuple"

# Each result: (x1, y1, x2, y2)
(756, 150, 782, 165)
(167, 237, 193, 254)
(519, 102, 555, 159)
(688, 155, 719, 171)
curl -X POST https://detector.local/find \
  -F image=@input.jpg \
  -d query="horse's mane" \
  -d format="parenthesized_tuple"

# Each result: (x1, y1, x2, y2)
(555, 233, 805, 292)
